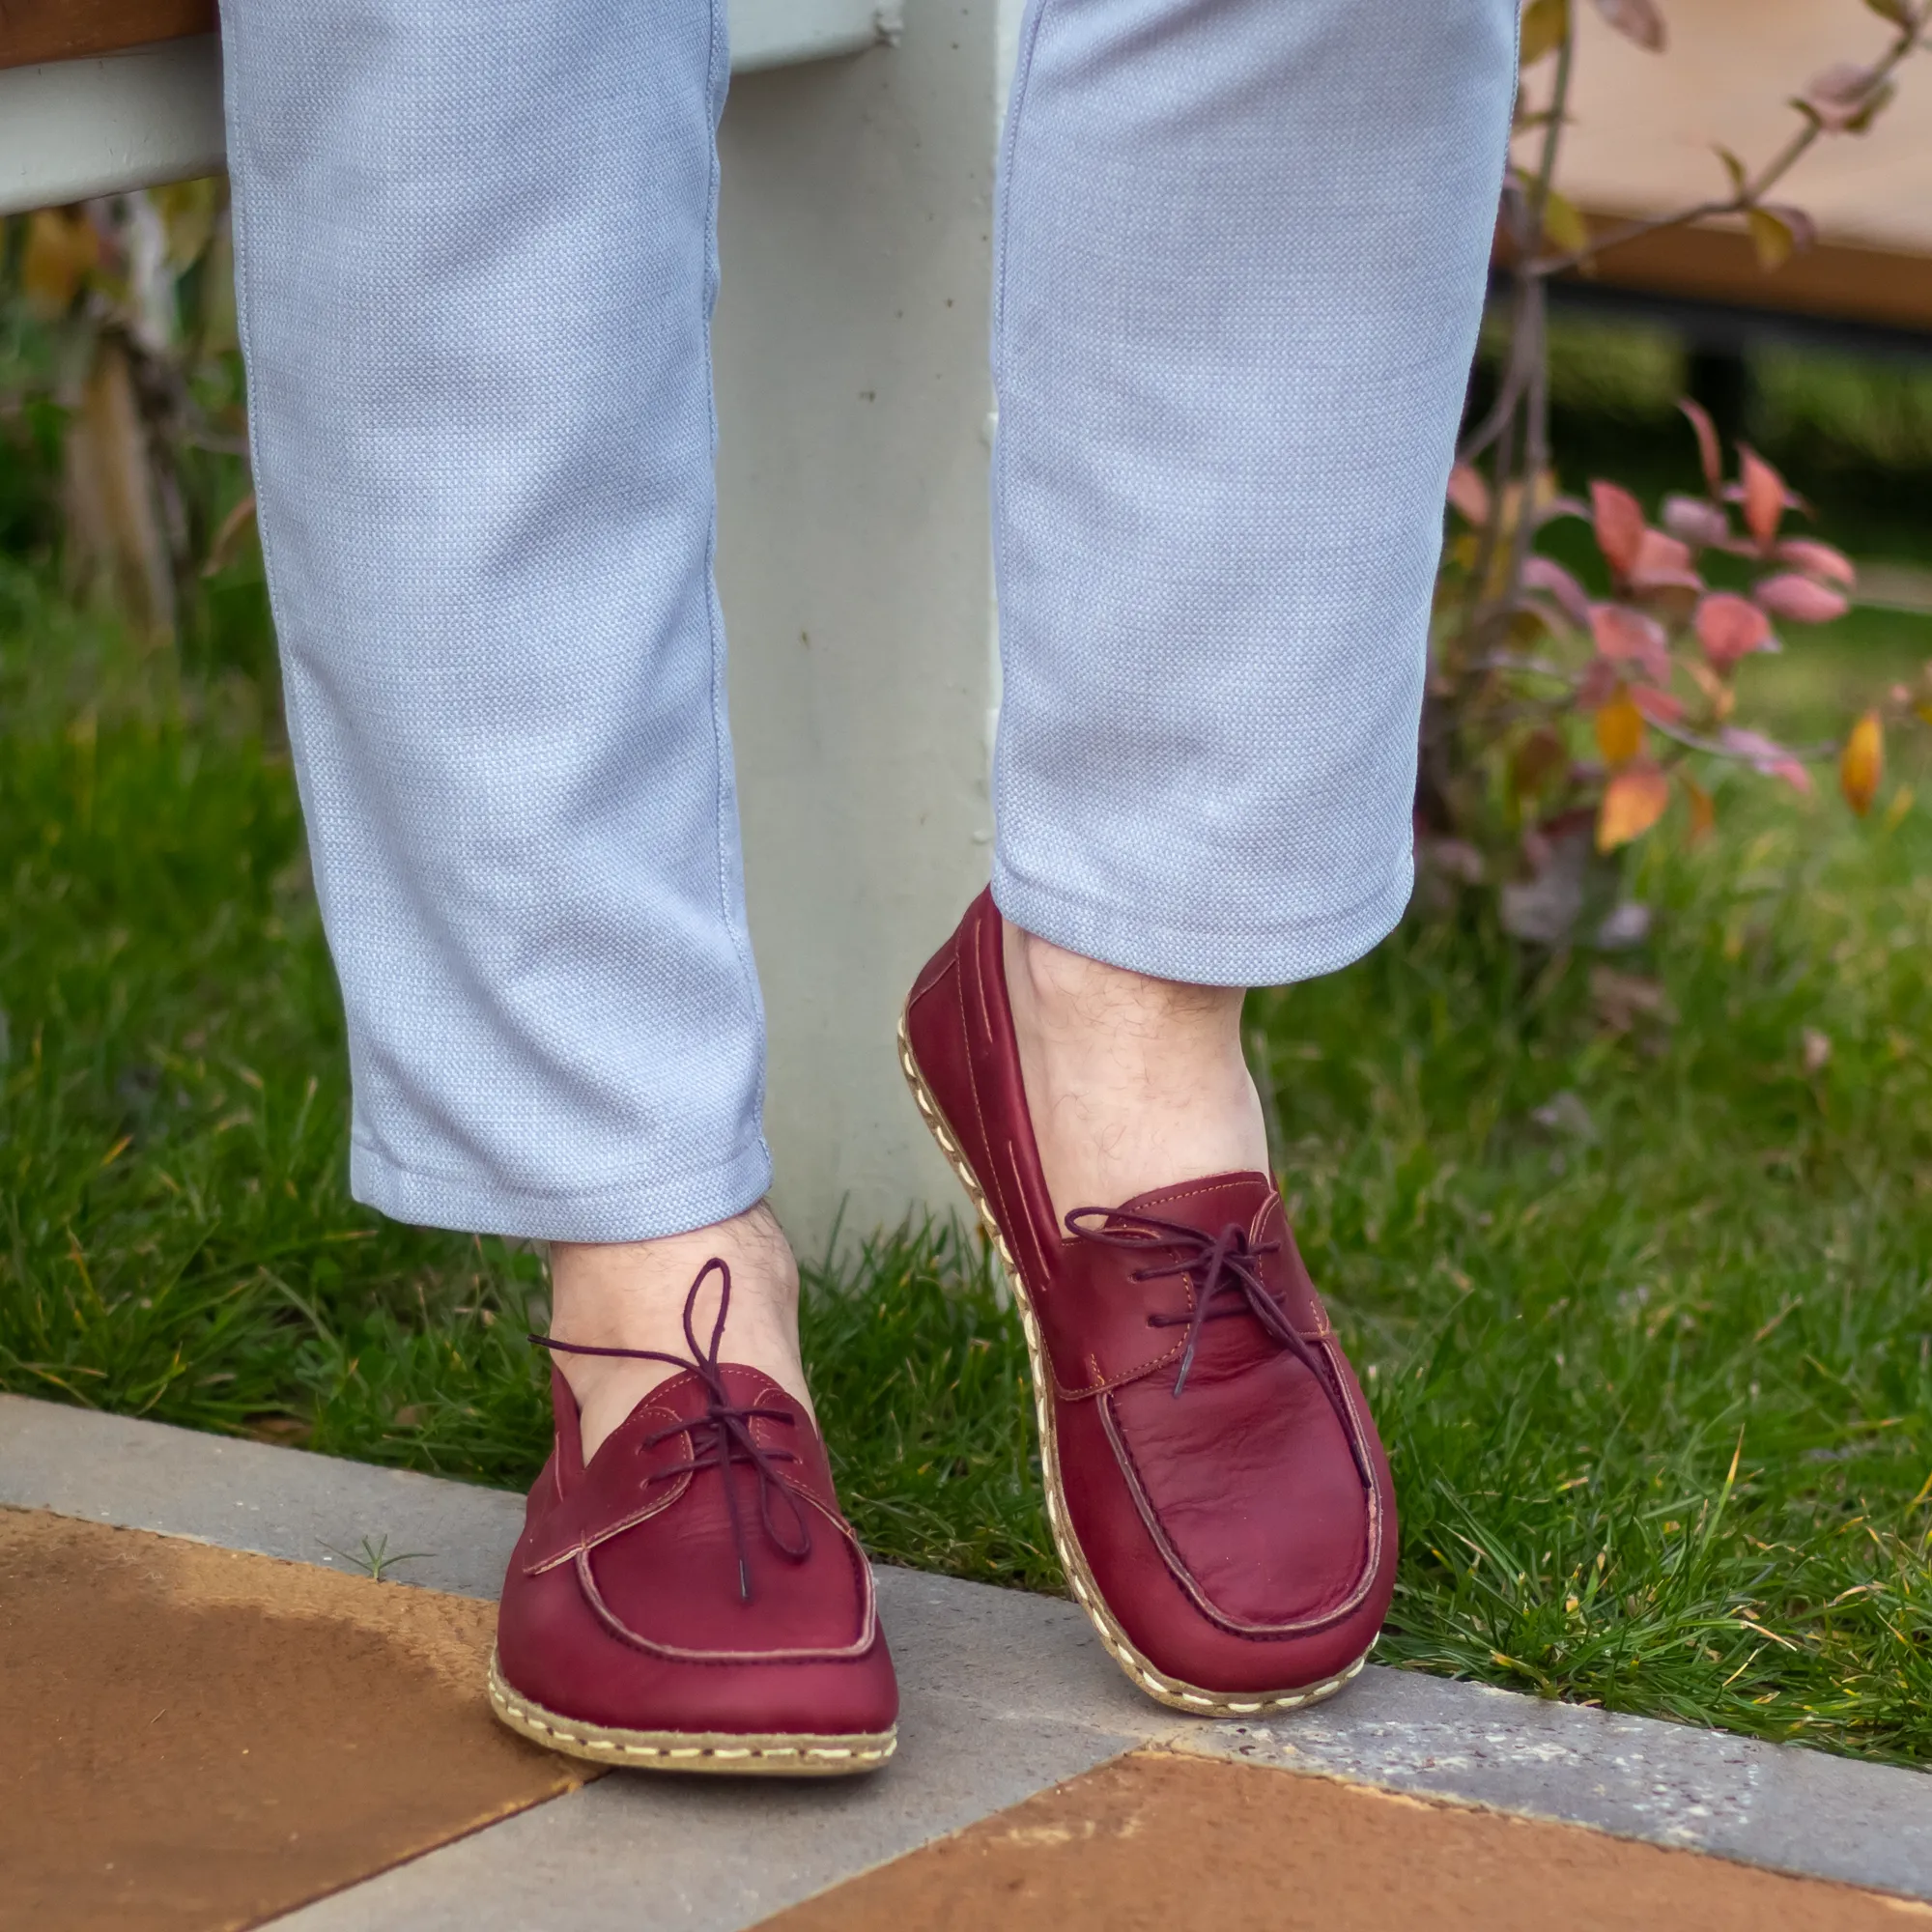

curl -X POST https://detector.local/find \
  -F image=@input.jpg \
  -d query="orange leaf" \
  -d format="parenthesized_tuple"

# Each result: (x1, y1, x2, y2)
(1446, 463, 1492, 526)
(20, 210, 98, 319)
(1589, 481, 1646, 578)
(1598, 765, 1671, 852)
(1594, 689, 1646, 767)
(1737, 445, 1788, 548)
(1679, 399, 1723, 495)
(1682, 772, 1716, 845)
(1840, 711, 1884, 817)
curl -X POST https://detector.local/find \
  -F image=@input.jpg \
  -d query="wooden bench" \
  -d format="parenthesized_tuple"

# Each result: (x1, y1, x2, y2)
(1548, 0, 1932, 343)
(0, 0, 895, 215)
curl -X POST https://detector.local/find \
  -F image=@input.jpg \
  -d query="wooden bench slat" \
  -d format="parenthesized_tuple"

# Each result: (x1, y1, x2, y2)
(0, 0, 217, 74)
(1573, 216, 1932, 339)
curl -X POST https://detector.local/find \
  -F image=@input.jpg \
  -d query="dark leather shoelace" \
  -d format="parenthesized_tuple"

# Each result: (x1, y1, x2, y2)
(1065, 1208, 1371, 1482)
(530, 1257, 812, 1603)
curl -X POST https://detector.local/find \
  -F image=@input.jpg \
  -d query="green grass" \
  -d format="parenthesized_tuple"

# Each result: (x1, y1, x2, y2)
(3, 554, 1930, 1767)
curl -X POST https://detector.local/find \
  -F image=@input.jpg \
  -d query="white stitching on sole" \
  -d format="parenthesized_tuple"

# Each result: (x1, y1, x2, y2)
(486, 1662, 896, 1774)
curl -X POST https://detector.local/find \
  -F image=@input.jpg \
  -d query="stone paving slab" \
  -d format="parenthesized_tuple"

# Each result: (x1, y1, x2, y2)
(4, 1391, 1928, 1929)
(1192, 1667, 1932, 1905)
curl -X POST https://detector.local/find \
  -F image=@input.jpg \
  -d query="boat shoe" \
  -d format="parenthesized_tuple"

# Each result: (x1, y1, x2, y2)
(490, 1260, 898, 1774)
(899, 889, 1395, 1715)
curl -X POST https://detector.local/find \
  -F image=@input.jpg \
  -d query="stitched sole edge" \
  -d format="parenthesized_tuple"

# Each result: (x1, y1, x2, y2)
(487, 1653, 897, 1776)
(898, 1008, 1371, 1721)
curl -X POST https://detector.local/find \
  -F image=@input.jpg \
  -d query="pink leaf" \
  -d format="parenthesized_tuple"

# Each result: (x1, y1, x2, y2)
(1799, 62, 1886, 131)
(1536, 493, 1594, 529)
(1593, 0, 1667, 52)
(1446, 462, 1492, 526)
(1577, 656, 1622, 710)
(1590, 603, 1672, 684)
(1632, 686, 1685, 725)
(1759, 203, 1818, 255)
(1590, 481, 1648, 579)
(1695, 592, 1776, 668)
(1629, 528, 1702, 591)
(1523, 554, 1594, 628)
(1736, 445, 1789, 548)
(1662, 494, 1730, 548)
(1775, 538, 1856, 586)
(1720, 725, 1814, 794)
(1678, 399, 1722, 493)
(1755, 573, 1850, 624)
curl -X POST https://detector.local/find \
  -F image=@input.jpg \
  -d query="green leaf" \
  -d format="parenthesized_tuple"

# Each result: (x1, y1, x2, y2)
(1541, 188, 1591, 257)
(1747, 208, 1795, 271)
(1520, 0, 1571, 68)
(1714, 146, 1748, 200)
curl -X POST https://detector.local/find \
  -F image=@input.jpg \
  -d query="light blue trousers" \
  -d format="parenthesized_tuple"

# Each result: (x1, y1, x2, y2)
(220, 0, 1517, 1243)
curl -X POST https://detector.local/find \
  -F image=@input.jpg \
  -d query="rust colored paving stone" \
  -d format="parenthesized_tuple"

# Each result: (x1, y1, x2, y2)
(768, 1748, 1932, 1932)
(0, 1506, 595, 1932)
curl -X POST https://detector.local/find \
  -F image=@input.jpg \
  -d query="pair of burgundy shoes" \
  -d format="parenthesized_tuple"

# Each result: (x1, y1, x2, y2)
(489, 892, 1396, 1776)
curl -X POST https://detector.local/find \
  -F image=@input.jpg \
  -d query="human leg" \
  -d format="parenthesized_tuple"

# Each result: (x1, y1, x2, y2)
(904, 0, 1517, 1710)
(222, 0, 892, 1766)
(991, 0, 1519, 1224)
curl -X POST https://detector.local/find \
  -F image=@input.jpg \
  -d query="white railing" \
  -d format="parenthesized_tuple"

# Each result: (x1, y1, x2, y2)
(0, 0, 899, 217)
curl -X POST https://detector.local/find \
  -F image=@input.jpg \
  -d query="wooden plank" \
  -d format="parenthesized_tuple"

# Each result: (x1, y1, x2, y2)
(0, 0, 216, 73)
(1573, 215, 1932, 337)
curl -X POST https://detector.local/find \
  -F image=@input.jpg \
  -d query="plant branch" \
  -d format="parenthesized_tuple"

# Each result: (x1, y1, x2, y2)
(1524, 12, 1926, 279)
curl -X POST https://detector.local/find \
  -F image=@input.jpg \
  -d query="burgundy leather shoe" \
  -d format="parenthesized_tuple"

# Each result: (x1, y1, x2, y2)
(489, 1261, 897, 1775)
(900, 890, 1395, 1717)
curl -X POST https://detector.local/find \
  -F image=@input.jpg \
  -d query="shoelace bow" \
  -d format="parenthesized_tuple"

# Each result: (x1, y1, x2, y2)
(1065, 1208, 1371, 1481)
(530, 1257, 812, 1603)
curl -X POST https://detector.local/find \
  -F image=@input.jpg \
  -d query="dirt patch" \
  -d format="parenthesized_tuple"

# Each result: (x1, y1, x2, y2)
(0, 1506, 594, 1932)
(768, 1747, 1931, 1932)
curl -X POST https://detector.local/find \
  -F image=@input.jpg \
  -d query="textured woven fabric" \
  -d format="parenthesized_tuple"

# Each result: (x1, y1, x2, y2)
(222, 0, 769, 1240)
(990, 0, 1519, 984)
(223, 0, 1516, 1239)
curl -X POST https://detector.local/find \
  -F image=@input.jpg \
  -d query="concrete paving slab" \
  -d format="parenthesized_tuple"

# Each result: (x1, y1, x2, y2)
(6, 1389, 1929, 1925)
(271, 1692, 1134, 1932)
(0, 1392, 524, 1597)
(1179, 1664, 1932, 1905)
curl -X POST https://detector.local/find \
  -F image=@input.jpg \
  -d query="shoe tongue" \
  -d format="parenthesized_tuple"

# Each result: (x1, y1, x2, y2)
(1113, 1170, 1279, 1237)
(618, 1361, 796, 1429)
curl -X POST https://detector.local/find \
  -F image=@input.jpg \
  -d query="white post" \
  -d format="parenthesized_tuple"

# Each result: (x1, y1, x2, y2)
(716, 3, 1002, 1255)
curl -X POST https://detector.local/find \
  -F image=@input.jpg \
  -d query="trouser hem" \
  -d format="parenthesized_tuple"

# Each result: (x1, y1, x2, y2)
(348, 1136, 776, 1244)
(989, 849, 1415, 989)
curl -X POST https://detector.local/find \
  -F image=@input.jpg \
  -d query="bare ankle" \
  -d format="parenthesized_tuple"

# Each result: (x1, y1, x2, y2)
(1001, 919, 1267, 1219)
(548, 1203, 810, 1460)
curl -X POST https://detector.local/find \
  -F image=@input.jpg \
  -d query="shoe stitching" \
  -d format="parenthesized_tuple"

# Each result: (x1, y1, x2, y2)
(572, 1493, 881, 1665)
(492, 1678, 895, 1765)
(1097, 1388, 1378, 1638)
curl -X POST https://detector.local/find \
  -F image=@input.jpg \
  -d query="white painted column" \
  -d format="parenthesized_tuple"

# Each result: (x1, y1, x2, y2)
(716, 4, 1002, 1255)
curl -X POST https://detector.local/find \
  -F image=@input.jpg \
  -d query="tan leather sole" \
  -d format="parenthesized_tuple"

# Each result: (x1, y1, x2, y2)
(898, 1009, 1371, 1720)
(487, 1653, 896, 1776)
